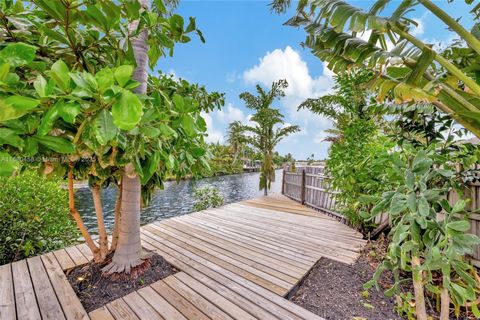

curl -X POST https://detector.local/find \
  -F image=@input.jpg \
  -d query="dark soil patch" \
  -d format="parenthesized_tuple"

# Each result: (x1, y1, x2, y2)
(66, 250, 177, 312)
(289, 255, 401, 320)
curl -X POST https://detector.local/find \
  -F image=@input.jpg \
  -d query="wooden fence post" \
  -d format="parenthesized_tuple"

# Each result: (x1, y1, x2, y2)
(301, 169, 306, 205)
(281, 170, 286, 195)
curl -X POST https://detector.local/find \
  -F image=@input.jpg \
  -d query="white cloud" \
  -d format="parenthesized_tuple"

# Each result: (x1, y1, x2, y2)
(242, 46, 334, 128)
(243, 46, 333, 101)
(216, 103, 246, 124)
(201, 112, 224, 144)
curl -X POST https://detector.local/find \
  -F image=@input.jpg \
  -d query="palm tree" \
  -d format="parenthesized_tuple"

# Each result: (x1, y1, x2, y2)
(240, 80, 300, 195)
(103, 0, 150, 275)
(272, 0, 480, 139)
(227, 121, 247, 162)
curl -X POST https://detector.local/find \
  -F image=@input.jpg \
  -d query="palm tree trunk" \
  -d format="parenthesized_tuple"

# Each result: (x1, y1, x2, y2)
(103, 0, 149, 275)
(103, 168, 145, 274)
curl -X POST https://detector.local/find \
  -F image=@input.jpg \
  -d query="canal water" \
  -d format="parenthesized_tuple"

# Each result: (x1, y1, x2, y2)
(76, 170, 282, 234)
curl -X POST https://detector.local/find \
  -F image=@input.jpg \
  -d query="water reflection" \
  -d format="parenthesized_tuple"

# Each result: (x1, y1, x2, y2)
(76, 170, 282, 234)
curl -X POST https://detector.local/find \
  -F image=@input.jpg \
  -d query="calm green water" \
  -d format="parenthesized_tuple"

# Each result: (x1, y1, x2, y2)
(76, 170, 282, 234)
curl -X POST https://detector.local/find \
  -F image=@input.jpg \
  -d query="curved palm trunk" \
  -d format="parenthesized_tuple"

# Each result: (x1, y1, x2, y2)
(103, 0, 149, 275)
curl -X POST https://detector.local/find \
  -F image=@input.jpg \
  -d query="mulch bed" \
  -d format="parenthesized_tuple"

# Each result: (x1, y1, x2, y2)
(289, 249, 402, 319)
(66, 251, 177, 312)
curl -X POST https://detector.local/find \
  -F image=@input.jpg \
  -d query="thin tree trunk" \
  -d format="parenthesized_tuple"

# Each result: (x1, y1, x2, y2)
(68, 162, 99, 261)
(110, 181, 122, 252)
(411, 256, 428, 320)
(440, 286, 450, 320)
(104, 0, 149, 274)
(103, 168, 145, 274)
(91, 185, 108, 260)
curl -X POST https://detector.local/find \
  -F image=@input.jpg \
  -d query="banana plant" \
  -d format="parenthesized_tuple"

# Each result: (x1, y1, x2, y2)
(273, 0, 480, 137)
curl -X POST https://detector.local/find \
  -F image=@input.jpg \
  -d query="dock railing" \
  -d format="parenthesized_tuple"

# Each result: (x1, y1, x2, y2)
(281, 166, 343, 220)
(282, 165, 480, 268)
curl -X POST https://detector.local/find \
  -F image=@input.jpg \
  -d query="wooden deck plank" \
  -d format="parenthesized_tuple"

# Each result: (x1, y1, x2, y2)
(161, 219, 305, 277)
(76, 243, 94, 262)
(150, 222, 299, 284)
(27, 256, 66, 320)
(141, 231, 321, 320)
(143, 225, 289, 295)
(40, 252, 89, 320)
(89, 306, 115, 320)
(0, 264, 16, 320)
(11, 259, 41, 320)
(122, 292, 164, 320)
(161, 275, 233, 320)
(106, 298, 139, 320)
(149, 278, 210, 320)
(7, 195, 363, 320)
(64, 246, 89, 266)
(137, 285, 186, 320)
(53, 249, 76, 271)
(179, 215, 316, 266)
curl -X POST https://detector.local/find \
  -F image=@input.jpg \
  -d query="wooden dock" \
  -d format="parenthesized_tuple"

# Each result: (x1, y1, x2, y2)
(0, 195, 366, 320)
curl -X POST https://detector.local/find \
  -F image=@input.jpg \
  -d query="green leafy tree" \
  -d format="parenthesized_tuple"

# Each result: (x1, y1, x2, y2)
(300, 70, 394, 227)
(240, 80, 300, 195)
(272, 0, 480, 137)
(0, 0, 222, 275)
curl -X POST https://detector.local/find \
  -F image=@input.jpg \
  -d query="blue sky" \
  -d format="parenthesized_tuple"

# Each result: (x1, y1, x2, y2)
(158, 0, 475, 160)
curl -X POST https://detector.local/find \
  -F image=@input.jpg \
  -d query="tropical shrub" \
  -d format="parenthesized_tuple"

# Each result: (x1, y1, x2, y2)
(362, 145, 480, 319)
(0, 172, 79, 265)
(193, 186, 224, 211)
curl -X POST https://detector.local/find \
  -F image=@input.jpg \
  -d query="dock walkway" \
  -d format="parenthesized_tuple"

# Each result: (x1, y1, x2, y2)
(0, 195, 366, 320)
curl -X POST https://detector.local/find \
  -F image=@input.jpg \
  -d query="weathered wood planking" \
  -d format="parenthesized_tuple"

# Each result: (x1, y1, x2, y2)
(2, 195, 367, 319)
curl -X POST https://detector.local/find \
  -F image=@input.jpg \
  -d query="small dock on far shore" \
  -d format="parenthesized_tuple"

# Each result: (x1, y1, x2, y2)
(0, 195, 366, 320)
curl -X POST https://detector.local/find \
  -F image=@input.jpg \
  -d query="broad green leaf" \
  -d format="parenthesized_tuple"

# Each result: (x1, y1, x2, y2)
(173, 94, 185, 112)
(93, 109, 117, 145)
(417, 196, 430, 217)
(114, 65, 134, 87)
(37, 105, 59, 136)
(159, 124, 177, 137)
(141, 151, 160, 184)
(447, 220, 471, 232)
(181, 114, 196, 136)
(0, 43, 36, 67)
(33, 75, 54, 97)
(23, 138, 38, 156)
(50, 60, 70, 91)
(112, 90, 143, 130)
(33, 135, 75, 154)
(0, 63, 9, 81)
(0, 128, 24, 149)
(58, 102, 81, 124)
(140, 126, 160, 138)
(0, 96, 40, 122)
(95, 67, 114, 92)
(0, 152, 19, 176)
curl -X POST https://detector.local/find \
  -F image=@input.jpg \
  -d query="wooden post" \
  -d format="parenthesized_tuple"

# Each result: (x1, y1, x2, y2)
(301, 169, 306, 205)
(281, 170, 286, 195)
